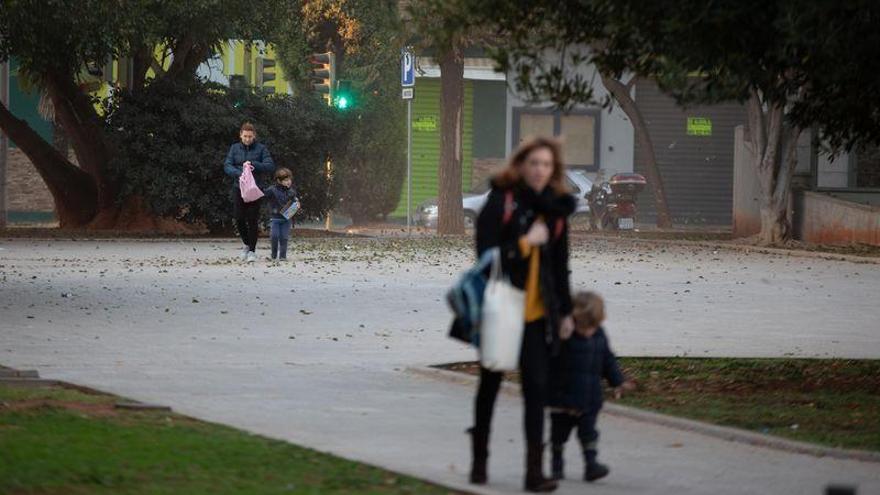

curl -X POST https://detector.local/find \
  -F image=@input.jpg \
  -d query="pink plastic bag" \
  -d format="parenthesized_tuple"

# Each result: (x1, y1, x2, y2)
(239, 164, 264, 203)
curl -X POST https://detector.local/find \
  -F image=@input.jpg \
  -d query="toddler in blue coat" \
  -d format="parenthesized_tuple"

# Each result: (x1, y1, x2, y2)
(549, 291, 634, 482)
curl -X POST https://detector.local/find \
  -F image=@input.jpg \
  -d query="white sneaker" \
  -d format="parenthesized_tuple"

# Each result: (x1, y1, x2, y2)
(239, 245, 249, 261)
(246, 251, 257, 263)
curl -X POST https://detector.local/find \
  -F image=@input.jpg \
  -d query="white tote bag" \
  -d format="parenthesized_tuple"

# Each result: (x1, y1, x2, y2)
(479, 247, 525, 371)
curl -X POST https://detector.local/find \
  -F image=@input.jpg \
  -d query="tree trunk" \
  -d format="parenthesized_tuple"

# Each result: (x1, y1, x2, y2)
(747, 91, 801, 246)
(166, 37, 209, 82)
(0, 100, 97, 226)
(758, 203, 788, 245)
(600, 73, 673, 228)
(44, 72, 115, 208)
(52, 121, 69, 157)
(131, 44, 152, 93)
(437, 45, 465, 235)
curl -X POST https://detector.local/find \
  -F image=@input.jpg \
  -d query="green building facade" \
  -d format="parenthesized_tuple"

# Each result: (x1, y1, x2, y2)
(393, 76, 508, 218)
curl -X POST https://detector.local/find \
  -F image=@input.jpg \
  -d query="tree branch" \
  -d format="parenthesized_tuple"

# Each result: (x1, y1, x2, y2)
(166, 36, 195, 79)
(131, 44, 152, 92)
(748, 90, 767, 158)
(774, 125, 802, 206)
(624, 75, 637, 93)
(601, 71, 672, 227)
(149, 57, 167, 76)
(0, 100, 97, 225)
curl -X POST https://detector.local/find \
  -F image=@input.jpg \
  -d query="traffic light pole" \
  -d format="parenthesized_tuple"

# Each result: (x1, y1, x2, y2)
(325, 157, 332, 231)
(0, 60, 8, 229)
(406, 98, 412, 233)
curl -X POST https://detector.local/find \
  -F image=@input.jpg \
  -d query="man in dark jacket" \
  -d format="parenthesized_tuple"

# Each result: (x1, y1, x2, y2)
(223, 122, 275, 262)
(548, 291, 633, 483)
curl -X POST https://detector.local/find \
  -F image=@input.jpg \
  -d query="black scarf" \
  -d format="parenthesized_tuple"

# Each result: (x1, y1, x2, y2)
(518, 183, 577, 221)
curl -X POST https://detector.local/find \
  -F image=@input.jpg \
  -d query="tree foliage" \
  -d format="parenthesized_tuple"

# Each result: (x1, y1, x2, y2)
(276, 0, 407, 224)
(0, 0, 296, 228)
(104, 78, 347, 232)
(445, 0, 880, 243)
(454, 0, 880, 150)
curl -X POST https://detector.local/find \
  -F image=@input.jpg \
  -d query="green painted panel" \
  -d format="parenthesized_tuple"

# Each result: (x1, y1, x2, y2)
(8, 211, 56, 223)
(394, 78, 473, 216)
(8, 58, 53, 147)
(472, 80, 507, 159)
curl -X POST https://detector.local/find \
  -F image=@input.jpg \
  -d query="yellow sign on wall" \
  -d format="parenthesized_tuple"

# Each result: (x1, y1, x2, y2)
(687, 117, 712, 136)
(413, 116, 437, 132)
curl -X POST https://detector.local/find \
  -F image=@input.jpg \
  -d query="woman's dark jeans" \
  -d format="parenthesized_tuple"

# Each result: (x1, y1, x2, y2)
(474, 319, 550, 445)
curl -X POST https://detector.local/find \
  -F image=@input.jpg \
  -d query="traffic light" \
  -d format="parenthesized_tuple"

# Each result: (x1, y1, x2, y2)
(256, 57, 276, 94)
(309, 52, 336, 106)
(333, 80, 354, 110)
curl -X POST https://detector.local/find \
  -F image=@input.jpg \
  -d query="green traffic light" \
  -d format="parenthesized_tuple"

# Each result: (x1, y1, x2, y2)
(333, 79, 354, 110)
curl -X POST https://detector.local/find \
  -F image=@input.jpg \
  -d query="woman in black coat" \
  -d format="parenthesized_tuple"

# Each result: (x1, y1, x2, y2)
(470, 137, 576, 492)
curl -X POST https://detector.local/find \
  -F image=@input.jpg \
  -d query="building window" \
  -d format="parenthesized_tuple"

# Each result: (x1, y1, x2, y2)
(512, 108, 600, 171)
(855, 144, 880, 188)
(519, 113, 554, 140)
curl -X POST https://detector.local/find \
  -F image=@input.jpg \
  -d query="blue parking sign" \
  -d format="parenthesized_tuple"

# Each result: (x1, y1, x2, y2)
(401, 48, 415, 87)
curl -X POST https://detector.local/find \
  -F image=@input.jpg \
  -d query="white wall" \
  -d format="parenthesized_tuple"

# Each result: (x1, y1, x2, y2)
(196, 55, 229, 86)
(504, 61, 635, 181)
(818, 150, 851, 188)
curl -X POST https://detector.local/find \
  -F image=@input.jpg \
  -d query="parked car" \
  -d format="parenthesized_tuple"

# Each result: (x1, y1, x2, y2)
(414, 169, 593, 228)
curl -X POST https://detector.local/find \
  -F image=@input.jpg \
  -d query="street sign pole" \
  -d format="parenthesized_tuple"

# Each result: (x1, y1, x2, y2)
(406, 98, 412, 232)
(401, 47, 415, 233)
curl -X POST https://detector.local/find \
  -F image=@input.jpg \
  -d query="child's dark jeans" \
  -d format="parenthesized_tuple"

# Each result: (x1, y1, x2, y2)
(550, 410, 600, 464)
(269, 218, 292, 259)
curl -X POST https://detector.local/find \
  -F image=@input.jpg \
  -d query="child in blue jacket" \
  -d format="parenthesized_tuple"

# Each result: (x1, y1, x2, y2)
(548, 291, 634, 482)
(262, 167, 299, 261)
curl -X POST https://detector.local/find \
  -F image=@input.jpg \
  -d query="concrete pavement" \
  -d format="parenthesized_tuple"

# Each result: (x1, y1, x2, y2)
(1, 237, 878, 494)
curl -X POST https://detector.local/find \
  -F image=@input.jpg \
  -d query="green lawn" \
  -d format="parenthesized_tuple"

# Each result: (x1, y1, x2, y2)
(441, 358, 880, 452)
(0, 385, 460, 495)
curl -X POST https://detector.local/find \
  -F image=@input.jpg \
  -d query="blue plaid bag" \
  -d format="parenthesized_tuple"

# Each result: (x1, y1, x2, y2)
(446, 248, 497, 347)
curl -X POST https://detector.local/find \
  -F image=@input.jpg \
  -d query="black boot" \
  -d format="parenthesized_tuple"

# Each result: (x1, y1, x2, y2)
(524, 442, 558, 492)
(583, 449, 609, 482)
(468, 427, 489, 484)
(550, 443, 564, 480)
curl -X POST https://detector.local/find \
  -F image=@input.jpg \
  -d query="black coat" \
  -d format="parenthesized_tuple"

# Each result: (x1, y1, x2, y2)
(475, 181, 576, 352)
(549, 327, 625, 414)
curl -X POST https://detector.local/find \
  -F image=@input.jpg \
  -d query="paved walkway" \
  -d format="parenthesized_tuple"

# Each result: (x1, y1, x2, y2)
(1, 238, 879, 494)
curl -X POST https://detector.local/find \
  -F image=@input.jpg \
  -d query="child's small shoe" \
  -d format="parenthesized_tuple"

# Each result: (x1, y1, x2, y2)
(584, 462, 609, 482)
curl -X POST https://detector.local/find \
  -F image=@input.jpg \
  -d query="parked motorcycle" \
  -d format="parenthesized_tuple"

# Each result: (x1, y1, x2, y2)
(587, 173, 647, 231)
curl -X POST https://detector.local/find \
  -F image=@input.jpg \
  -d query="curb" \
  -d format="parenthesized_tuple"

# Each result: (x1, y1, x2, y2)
(579, 234, 880, 265)
(407, 366, 880, 465)
(0, 365, 173, 413)
(0, 378, 61, 387)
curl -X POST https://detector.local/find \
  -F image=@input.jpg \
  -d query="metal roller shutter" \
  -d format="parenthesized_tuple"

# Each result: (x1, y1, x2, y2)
(634, 81, 747, 226)
(393, 79, 474, 216)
